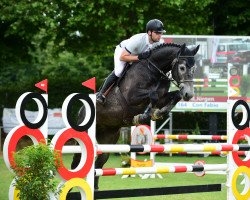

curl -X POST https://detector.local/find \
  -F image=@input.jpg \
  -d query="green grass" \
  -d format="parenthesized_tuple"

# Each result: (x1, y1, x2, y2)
(0, 153, 13, 199)
(96, 154, 228, 200)
(0, 153, 230, 200)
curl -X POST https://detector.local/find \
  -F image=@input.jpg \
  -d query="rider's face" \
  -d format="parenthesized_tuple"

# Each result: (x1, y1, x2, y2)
(149, 31, 163, 43)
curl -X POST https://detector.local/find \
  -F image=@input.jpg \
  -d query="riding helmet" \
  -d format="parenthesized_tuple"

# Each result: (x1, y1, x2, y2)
(146, 19, 166, 33)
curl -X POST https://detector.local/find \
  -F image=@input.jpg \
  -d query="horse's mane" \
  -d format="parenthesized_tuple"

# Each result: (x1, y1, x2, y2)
(151, 43, 182, 52)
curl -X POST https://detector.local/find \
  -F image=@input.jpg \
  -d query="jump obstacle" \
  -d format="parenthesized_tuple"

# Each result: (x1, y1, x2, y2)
(154, 134, 246, 141)
(2, 81, 250, 200)
(129, 115, 250, 178)
(96, 143, 250, 153)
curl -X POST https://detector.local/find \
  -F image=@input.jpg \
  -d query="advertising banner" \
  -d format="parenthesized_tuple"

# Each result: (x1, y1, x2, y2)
(162, 35, 250, 112)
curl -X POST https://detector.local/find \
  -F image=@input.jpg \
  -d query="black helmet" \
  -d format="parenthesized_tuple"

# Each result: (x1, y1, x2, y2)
(146, 19, 166, 33)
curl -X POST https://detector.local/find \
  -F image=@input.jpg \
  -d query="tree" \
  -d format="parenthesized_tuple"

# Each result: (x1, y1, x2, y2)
(210, 0, 250, 35)
(0, 0, 249, 88)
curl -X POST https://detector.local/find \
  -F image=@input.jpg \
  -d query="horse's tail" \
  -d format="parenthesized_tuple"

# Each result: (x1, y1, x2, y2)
(77, 105, 86, 125)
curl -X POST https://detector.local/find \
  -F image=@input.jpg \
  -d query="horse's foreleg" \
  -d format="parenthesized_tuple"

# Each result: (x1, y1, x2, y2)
(152, 90, 182, 120)
(133, 103, 153, 125)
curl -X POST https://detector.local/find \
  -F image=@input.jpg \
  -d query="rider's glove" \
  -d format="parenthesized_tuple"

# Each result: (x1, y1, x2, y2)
(138, 50, 151, 60)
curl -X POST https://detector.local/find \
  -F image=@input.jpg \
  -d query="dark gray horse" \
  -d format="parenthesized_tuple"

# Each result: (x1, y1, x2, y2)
(71, 43, 199, 189)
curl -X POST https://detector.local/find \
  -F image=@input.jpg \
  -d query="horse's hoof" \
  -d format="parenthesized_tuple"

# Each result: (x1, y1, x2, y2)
(151, 109, 163, 121)
(133, 114, 151, 125)
(132, 115, 141, 125)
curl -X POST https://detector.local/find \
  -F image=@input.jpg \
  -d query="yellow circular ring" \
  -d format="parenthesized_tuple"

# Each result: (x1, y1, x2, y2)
(13, 187, 20, 200)
(232, 166, 250, 200)
(59, 178, 92, 200)
(8, 179, 20, 200)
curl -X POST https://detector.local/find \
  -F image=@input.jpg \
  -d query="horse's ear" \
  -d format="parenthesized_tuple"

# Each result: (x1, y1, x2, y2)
(177, 43, 186, 58)
(191, 45, 200, 55)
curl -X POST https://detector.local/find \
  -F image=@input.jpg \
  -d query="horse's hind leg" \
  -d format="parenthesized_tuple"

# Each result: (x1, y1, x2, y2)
(71, 106, 86, 170)
(94, 128, 120, 190)
(94, 153, 109, 190)
(71, 152, 81, 170)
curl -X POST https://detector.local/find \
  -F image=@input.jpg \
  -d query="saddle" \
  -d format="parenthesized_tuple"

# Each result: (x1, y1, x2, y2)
(100, 63, 132, 96)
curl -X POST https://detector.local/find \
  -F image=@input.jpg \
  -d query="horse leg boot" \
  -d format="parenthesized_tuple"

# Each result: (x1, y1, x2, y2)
(97, 71, 118, 105)
(133, 104, 153, 125)
(132, 90, 159, 125)
(152, 90, 182, 120)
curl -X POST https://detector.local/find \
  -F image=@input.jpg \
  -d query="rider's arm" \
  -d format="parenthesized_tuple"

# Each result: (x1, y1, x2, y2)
(120, 49, 139, 62)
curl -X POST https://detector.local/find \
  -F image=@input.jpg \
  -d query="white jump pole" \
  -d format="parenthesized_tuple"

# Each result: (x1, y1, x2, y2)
(86, 94, 96, 196)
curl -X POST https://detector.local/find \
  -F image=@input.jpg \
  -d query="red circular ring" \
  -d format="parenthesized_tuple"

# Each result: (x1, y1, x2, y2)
(54, 128, 94, 180)
(232, 128, 250, 167)
(229, 75, 241, 87)
(8, 126, 45, 167)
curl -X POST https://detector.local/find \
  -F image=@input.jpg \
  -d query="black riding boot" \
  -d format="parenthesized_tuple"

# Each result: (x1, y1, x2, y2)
(97, 71, 118, 105)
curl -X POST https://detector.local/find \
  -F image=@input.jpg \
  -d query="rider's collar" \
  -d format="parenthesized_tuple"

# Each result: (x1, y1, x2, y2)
(146, 34, 152, 47)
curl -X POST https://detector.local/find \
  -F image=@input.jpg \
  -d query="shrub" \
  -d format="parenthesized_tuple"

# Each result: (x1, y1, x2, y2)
(240, 75, 250, 97)
(12, 141, 61, 200)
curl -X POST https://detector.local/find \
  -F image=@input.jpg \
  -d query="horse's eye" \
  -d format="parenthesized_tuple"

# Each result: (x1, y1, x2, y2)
(179, 65, 186, 72)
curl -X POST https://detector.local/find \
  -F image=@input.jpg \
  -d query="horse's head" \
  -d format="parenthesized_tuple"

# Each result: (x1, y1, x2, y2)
(171, 44, 200, 101)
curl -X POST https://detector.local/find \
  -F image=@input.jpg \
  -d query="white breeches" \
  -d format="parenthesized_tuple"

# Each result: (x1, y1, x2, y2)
(114, 45, 126, 77)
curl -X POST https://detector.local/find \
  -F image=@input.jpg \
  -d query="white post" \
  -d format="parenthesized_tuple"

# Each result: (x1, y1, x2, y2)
(243, 64, 248, 76)
(150, 120, 156, 163)
(150, 120, 163, 179)
(41, 94, 48, 140)
(168, 113, 173, 157)
(86, 94, 96, 196)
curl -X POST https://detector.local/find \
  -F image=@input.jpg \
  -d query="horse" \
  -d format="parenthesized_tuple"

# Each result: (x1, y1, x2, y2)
(71, 43, 200, 190)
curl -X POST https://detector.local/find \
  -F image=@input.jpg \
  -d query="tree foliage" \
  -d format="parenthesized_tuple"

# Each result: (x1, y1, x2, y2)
(1, 0, 249, 85)
(0, 0, 249, 124)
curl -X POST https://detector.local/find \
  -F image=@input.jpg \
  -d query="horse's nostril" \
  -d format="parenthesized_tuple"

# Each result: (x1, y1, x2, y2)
(184, 92, 193, 100)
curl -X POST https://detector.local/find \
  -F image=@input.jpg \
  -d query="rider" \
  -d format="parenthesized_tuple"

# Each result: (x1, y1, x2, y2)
(97, 19, 166, 105)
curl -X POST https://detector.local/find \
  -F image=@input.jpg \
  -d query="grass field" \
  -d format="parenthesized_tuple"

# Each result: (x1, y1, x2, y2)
(0, 152, 229, 200)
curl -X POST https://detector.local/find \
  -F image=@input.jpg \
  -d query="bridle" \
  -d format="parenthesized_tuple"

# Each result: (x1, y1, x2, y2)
(147, 55, 195, 88)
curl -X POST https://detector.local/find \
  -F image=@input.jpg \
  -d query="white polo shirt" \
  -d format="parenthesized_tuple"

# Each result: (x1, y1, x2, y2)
(119, 33, 164, 55)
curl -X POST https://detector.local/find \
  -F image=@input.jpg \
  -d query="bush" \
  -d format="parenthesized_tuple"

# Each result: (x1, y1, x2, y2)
(12, 141, 61, 200)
